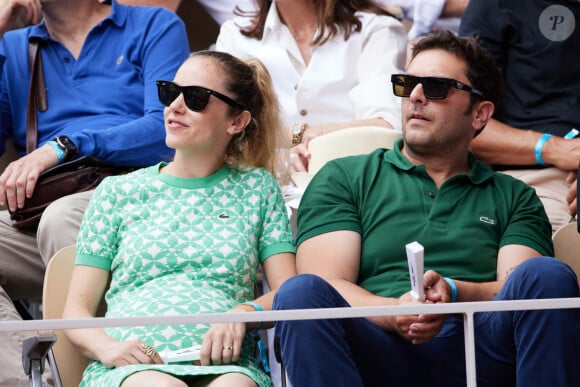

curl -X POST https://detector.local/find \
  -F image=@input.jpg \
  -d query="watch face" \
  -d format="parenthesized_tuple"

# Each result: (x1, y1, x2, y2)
(56, 136, 78, 154)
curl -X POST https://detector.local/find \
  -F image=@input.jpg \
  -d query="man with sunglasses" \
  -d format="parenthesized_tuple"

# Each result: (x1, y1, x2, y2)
(273, 30, 580, 386)
(459, 0, 580, 234)
(0, 0, 189, 385)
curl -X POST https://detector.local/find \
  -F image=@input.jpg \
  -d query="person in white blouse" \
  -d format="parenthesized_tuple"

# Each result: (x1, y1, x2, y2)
(117, 0, 257, 25)
(215, 0, 407, 172)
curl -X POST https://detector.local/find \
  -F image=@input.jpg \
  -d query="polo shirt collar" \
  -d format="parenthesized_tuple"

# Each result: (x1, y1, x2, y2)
(384, 137, 494, 185)
(28, 0, 125, 42)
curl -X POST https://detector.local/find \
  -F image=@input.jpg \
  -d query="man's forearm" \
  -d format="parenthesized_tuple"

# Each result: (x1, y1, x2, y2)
(469, 118, 539, 166)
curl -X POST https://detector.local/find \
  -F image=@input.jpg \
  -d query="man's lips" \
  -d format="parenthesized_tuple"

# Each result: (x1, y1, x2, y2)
(409, 112, 429, 121)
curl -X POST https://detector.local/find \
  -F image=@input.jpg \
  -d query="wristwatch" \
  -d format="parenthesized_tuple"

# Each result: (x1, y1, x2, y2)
(290, 123, 307, 146)
(54, 135, 78, 161)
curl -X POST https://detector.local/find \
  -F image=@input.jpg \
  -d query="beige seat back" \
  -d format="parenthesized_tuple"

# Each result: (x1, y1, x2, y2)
(552, 222, 580, 285)
(307, 126, 402, 175)
(43, 245, 106, 387)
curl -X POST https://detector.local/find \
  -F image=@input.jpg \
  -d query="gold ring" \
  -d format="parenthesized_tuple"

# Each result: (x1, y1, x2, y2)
(140, 344, 157, 358)
(223, 346, 233, 351)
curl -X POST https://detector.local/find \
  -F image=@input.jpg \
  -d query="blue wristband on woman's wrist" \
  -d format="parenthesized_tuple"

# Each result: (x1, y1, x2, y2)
(443, 277, 457, 303)
(534, 133, 552, 166)
(242, 301, 269, 372)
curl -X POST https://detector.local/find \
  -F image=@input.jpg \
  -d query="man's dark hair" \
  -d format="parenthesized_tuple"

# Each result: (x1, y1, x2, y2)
(411, 30, 504, 108)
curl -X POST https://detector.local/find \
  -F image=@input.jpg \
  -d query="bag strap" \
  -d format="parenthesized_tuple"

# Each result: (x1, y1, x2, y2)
(26, 38, 48, 154)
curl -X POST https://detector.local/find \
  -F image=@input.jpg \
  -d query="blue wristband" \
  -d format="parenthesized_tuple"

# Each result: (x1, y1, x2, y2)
(46, 140, 65, 164)
(443, 277, 457, 303)
(242, 301, 264, 331)
(242, 301, 269, 372)
(534, 133, 552, 166)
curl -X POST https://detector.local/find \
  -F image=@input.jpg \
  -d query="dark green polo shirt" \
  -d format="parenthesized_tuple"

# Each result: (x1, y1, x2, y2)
(297, 139, 553, 298)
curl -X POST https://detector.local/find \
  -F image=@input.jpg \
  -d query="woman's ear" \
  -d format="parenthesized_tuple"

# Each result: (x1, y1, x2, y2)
(227, 110, 252, 135)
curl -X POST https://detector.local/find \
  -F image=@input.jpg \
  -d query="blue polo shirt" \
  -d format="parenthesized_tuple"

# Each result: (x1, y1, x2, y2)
(297, 139, 554, 297)
(0, 0, 190, 166)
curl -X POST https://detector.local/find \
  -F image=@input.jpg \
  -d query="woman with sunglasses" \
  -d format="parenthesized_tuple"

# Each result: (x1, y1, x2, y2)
(63, 50, 296, 387)
(216, 0, 407, 173)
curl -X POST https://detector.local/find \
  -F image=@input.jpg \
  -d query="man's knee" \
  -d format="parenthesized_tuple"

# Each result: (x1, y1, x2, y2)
(511, 257, 579, 298)
(37, 190, 93, 263)
(274, 274, 338, 310)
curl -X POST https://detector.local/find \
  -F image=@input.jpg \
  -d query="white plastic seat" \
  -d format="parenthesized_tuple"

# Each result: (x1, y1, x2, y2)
(307, 126, 402, 175)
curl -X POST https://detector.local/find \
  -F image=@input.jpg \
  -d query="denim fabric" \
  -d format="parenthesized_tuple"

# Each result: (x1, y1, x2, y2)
(274, 257, 580, 387)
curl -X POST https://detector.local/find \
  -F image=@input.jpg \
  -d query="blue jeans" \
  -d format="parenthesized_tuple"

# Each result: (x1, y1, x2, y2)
(273, 257, 580, 387)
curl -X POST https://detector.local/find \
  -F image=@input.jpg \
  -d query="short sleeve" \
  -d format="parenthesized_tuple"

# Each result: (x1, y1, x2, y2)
(296, 160, 362, 247)
(75, 177, 123, 270)
(257, 171, 295, 262)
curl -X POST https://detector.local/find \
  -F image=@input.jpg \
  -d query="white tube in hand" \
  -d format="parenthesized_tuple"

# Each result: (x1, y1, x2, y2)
(405, 241, 425, 302)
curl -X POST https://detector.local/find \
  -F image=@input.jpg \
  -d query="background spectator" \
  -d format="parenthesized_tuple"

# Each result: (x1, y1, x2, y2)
(459, 0, 580, 232)
(0, 1, 189, 385)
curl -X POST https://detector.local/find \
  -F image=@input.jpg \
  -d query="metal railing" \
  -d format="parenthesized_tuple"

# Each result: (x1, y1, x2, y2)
(2, 297, 579, 386)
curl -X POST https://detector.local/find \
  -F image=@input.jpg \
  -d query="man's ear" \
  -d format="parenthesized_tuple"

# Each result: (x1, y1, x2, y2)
(227, 110, 251, 135)
(472, 100, 495, 133)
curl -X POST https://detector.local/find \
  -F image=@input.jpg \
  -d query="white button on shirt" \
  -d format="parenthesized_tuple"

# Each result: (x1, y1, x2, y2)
(216, 5, 407, 131)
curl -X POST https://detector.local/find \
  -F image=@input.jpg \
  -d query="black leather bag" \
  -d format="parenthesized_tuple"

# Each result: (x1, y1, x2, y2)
(9, 157, 131, 230)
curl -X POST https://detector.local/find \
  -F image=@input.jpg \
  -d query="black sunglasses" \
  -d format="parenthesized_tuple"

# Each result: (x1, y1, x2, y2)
(156, 80, 244, 112)
(391, 74, 483, 100)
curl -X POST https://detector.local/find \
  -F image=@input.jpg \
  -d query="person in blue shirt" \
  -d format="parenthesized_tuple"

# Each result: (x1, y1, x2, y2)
(0, 0, 189, 385)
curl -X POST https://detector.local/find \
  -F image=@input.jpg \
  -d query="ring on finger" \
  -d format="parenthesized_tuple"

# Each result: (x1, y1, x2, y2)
(140, 344, 157, 358)
(222, 346, 233, 351)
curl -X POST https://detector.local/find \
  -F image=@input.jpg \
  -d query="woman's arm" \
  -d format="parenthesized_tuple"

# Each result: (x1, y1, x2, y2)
(62, 265, 162, 367)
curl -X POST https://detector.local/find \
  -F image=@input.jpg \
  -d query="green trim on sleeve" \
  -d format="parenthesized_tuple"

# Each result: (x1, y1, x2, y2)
(260, 242, 296, 263)
(75, 253, 113, 271)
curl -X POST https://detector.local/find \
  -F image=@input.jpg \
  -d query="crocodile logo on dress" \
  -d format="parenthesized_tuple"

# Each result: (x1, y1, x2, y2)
(480, 216, 495, 225)
(218, 213, 230, 219)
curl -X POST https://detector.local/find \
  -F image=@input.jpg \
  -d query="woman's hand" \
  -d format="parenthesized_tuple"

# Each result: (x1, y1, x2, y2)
(199, 305, 251, 366)
(288, 144, 310, 172)
(97, 339, 163, 368)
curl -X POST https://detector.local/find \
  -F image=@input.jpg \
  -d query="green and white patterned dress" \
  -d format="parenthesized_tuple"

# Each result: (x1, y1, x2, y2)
(75, 163, 295, 386)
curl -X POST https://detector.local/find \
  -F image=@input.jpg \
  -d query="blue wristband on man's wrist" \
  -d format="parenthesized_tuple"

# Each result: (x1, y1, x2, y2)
(534, 133, 552, 166)
(443, 277, 457, 303)
(46, 140, 65, 164)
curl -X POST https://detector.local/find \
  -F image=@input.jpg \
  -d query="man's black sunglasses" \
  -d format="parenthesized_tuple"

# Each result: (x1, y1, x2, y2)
(156, 80, 244, 112)
(390, 74, 484, 100)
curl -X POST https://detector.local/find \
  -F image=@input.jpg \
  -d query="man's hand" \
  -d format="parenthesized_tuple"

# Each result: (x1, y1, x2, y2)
(392, 270, 449, 344)
(544, 136, 580, 171)
(566, 170, 577, 218)
(0, 0, 41, 35)
(0, 144, 59, 211)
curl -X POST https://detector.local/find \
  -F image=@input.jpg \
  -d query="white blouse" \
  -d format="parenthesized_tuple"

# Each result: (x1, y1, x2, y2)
(215, 4, 407, 132)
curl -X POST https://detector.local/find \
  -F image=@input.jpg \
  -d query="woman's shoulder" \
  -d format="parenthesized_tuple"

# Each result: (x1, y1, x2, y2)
(230, 166, 278, 186)
(356, 10, 407, 35)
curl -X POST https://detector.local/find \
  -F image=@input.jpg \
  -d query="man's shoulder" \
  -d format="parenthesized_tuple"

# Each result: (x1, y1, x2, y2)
(325, 148, 389, 170)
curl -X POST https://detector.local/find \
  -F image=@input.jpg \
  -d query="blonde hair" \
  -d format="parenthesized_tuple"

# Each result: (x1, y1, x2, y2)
(190, 50, 284, 174)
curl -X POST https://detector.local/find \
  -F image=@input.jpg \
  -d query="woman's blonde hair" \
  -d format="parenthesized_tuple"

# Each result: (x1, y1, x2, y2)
(190, 50, 284, 174)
